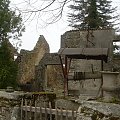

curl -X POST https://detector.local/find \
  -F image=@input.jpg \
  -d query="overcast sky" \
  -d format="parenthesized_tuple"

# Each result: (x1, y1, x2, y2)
(10, 0, 120, 53)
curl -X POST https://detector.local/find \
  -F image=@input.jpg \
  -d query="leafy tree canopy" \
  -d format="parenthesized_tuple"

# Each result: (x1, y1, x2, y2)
(0, 0, 25, 89)
(0, 0, 25, 42)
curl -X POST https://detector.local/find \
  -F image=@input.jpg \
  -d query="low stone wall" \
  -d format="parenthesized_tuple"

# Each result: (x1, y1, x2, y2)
(56, 99, 79, 111)
(1, 89, 120, 120)
(0, 90, 25, 120)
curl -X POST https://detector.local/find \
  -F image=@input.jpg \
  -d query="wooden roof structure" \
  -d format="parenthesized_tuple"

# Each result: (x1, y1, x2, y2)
(58, 48, 109, 96)
(58, 48, 108, 62)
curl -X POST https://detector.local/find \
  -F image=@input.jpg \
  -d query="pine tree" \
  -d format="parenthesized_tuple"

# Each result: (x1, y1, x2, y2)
(68, 0, 117, 29)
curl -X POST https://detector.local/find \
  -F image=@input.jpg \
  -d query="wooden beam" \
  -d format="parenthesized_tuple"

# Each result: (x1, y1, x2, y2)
(68, 72, 101, 80)
(64, 56, 68, 96)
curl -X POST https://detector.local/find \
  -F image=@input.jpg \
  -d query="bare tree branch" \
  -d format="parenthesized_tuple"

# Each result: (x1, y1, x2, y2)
(10, 0, 71, 26)
(22, 0, 56, 13)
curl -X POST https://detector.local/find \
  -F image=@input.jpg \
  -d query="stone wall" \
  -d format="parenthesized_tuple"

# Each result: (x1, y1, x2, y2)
(1, 90, 120, 120)
(16, 35, 50, 84)
(61, 29, 115, 74)
(47, 65, 64, 90)
(34, 53, 64, 92)
(16, 29, 118, 96)
(61, 29, 114, 70)
(113, 58, 120, 72)
(61, 29, 114, 53)
(0, 90, 25, 120)
(60, 29, 115, 96)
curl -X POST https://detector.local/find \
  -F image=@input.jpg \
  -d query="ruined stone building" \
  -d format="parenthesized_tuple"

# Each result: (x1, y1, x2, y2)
(16, 35, 50, 84)
(16, 29, 120, 97)
(34, 53, 64, 91)
(59, 29, 115, 96)
(16, 35, 63, 92)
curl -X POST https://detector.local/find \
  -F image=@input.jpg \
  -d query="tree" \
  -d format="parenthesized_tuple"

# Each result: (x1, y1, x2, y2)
(68, 0, 118, 29)
(0, 41, 18, 88)
(0, 0, 25, 42)
(11, 0, 119, 29)
(0, 0, 25, 89)
(113, 43, 120, 58)
(11, 0, 70, 26)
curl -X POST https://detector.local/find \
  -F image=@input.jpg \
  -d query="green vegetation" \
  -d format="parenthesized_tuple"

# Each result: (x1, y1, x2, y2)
(0, 0, 25, 89)
(0, 41, 18, 88)
(0, 0, 25, 41)
(68, 0, 117, 29)
(113, 43, 120, 58)
(108, 97, 120, 104)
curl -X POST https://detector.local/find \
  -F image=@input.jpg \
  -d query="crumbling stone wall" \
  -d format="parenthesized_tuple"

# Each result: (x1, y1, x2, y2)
(61, 29, 115, 73)
(0, 91, 25, 120)
(113, 58, 120, 72)
(61, 29, 114, 69)
(61, 29, 115, 96)
(47, 65, 64, 90)
(34, 53, 64, 92)
(0, 98, 19, 120)
(61, 29, 114, 54)
(16, 35, 50, 84)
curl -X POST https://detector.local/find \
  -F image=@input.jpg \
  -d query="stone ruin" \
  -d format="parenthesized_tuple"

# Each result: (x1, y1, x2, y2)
(1, 29, 120, 120)
(34, 53, 64, 91)
(60, 29, 120, 99)
(16, 29, 120, 100)
(16, 35, 64, 92)
(60, 29, 114, 96)
(16, 35, 50, 84)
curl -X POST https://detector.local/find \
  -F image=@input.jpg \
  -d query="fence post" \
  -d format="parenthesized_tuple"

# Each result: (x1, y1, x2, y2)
(39, 102, 42, 120)
(49, 102, 52, 120)
(72, 110, 74, 120)
(44, 101, 47, 120)
(29, 100, 32, 120)
(60, 107, 63, 120)
(21, 98, 77, 120)
(25, 99, 27, 120)
(66, 108, 68, 120)
(34, 100, 37, 120)
(55, 104, 58, 120)
(21, 98, 23, 120)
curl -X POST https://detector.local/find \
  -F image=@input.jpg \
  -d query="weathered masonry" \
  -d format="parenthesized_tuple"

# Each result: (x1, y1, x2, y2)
(58, 29, 116, 97)
(16, 35, 50, 84)
(58, 47, 108, 96)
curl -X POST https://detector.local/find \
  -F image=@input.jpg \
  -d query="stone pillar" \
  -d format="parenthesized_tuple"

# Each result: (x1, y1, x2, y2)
(101, 71, 120, 101)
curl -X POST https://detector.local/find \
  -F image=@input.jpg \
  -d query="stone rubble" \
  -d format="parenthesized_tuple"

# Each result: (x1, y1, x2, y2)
(76, 101, 120, 120)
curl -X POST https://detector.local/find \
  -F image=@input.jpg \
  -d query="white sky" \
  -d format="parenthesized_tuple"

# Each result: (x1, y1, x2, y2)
(10, 0, 120, 53)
